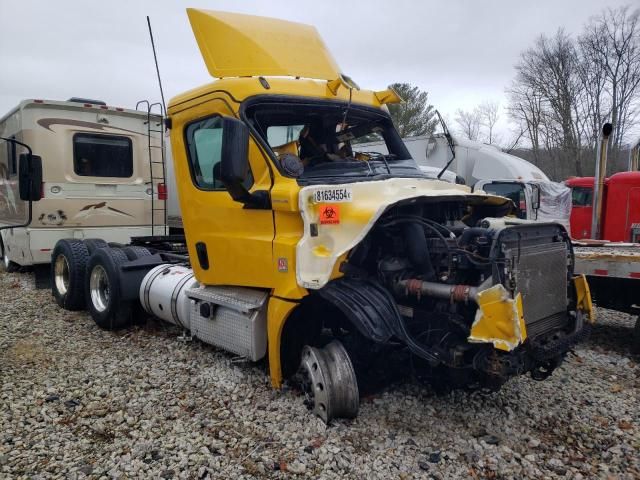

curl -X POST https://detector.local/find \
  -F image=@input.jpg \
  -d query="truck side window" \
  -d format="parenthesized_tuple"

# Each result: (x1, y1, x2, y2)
(571, 187, 593, 207)
(185, 115, 253, 191)
(73, 133, 133, 177)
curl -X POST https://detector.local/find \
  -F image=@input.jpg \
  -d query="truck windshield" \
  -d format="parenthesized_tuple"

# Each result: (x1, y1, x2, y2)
(482, 182, 526, 219)
(244, 99, 423, 184)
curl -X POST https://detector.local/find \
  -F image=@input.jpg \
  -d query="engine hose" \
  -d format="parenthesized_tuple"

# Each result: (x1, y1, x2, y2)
(396, 279, 479, 304)
(458, 227, 489, 247)
(402, 222, 436, 280)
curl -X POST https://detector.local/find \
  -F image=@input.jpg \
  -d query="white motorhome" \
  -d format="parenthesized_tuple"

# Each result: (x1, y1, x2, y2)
(0, 98, 167, 270)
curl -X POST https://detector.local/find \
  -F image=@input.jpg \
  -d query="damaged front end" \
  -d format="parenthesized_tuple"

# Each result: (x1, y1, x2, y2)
(314, 202, 594, 391)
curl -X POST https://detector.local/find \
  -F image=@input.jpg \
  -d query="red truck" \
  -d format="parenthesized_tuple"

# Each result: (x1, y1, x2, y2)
(565, 131, 640, 352)
(566, 171, 640, 242)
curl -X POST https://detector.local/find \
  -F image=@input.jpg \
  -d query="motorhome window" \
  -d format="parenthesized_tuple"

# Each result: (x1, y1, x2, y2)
(571, 187, 593, 207)
(73, 134, 132, 177)
(483, 182, 527, 219)
(185, 116, 253, 191)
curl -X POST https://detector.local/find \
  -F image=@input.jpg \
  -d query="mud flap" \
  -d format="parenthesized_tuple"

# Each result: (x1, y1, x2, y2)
(468, 284, 527, 352)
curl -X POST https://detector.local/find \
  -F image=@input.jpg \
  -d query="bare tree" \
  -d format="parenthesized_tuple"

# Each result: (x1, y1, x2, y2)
(510, 29, 585, 176)
(506, 82, 544, 164)
(580, 6, 640, 153)
(478, 101, 500, 144)
(454, 108, 481, 141)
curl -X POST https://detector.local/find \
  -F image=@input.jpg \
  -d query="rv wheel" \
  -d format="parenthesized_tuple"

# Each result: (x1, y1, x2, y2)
(1, 241, 19, 273)
(51, 239, 90, 310)
(83, 238, 109, 254)
(85, 247, 133, 330)
(297, 340, 360, 424)
(122, 246, 152, 260)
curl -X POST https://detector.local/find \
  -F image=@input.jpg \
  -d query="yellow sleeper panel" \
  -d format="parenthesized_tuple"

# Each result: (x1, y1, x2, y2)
(187, 9, 341, 80)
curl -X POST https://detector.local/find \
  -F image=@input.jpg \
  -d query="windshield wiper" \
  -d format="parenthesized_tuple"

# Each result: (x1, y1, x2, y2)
(364, 152, 395, 174)
(435, 110, 456, 180)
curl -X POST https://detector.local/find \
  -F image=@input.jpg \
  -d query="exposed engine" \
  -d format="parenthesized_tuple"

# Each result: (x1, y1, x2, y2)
(329, 198, 589, 390)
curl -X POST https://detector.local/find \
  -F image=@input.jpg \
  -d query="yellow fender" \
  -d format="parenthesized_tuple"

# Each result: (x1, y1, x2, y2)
(573, 274, 595, 323)
(468, 284, 527, 352)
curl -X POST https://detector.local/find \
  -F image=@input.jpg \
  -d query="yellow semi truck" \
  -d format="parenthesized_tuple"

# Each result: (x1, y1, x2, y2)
(3, 9, 593, 423)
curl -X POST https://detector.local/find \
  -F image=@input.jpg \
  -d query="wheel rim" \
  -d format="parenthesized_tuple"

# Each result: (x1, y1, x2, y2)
(89, 265, 110, 312)
(3, 252, 9, 269)
(54, 254, 70, 295)
(298, 340, 359, 423)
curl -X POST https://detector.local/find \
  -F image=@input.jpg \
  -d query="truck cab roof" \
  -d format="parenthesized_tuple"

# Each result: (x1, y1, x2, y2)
(168, 76, 384, 114)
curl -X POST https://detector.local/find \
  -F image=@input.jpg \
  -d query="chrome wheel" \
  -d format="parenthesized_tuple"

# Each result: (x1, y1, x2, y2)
(297, 340, 359, 423)
(54, 254, 70, 295)
(89, 265, 110, 312)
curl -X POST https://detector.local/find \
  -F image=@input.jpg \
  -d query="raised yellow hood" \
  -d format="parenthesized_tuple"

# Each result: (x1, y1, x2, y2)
(186, 9, 341, 80)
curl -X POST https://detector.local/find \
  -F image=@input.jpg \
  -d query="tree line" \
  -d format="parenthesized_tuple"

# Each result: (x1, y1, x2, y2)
(387, 5, 640, 181)
(507, 5, 640, 180)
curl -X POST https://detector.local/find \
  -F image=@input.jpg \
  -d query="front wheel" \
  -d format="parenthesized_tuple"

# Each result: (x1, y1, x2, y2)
(297, 340, 359, 424)
(85, 247, 133, 330)
(1, 241, 19, 273)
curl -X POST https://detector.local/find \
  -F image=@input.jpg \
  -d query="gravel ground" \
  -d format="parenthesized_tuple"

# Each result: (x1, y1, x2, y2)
(1, 270, 639, 479)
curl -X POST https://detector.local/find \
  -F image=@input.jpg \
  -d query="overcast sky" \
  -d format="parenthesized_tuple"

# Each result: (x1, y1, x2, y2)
(0, 0, 633, 140)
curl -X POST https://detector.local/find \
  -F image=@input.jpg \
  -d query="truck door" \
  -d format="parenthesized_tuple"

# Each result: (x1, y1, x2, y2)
(174, 102, 274, 288)
(569, 186, 593, 239)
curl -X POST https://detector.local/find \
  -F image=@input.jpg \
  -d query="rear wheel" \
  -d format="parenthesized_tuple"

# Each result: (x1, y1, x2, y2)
(297, 340, 359, 424)
(51, 239, 90, 310)
(85, 247, 133, 330)
(122, 246, 152, 261)
(84, 238, 109, 254)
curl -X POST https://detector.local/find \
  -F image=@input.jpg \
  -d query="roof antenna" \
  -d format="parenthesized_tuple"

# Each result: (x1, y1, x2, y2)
(147, 16, 166, 114)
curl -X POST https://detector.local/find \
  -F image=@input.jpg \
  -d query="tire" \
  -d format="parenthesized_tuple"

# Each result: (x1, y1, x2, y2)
(1, 240, 20, 273)
(633, 316, 640, 355)
(0, 239, 5, 273)
(83, 238, 109, 254)
(51, 239, 90, 310)
(85, 247, 133, 330)
(121, 246, 151, 261)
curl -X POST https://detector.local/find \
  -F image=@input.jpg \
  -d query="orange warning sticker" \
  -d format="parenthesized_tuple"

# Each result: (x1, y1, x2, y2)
(319, 204, 340, 225)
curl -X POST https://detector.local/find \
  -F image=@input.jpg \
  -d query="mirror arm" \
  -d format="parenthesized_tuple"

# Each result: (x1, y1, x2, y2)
(224, 180, 271, 209)
(243, 190, 271, 209)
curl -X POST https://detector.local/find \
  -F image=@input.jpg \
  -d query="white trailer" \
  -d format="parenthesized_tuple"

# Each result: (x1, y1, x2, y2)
(355, 134, 572, 230)
(0, 98, 167, 271)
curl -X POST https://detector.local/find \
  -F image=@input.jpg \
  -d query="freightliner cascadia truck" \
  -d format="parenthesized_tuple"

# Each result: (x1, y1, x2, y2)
(1, 9, 594, 423)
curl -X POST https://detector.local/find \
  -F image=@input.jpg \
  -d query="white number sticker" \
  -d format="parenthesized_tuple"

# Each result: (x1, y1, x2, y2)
(313, 188, 353, 203)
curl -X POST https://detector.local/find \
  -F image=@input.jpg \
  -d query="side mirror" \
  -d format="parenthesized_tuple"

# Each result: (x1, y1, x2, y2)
(531, 184, 541, 210)
(19, 153, 42, 202)
(219, 117, 269, 208)
(219, 117, 250, 202)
